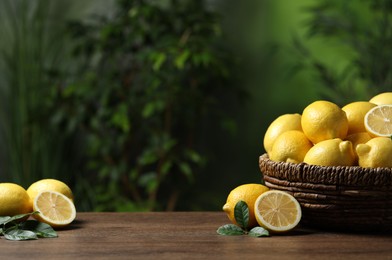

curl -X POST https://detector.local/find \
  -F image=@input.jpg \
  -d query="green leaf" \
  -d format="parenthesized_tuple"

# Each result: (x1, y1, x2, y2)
(142, 100, 165, 119)
(160, 160, 172, 175)
(162, 137, 177, 152)
(248, 227, 270, 237)
(0, 216, 11, 225)
(111, 104, 130, 132)
(138, 172, 158, 192)
(4, 228, 38, 241)
(185, 149, 203, 164)
(234, 200, 249, 230)
(200, 51, 212, 66)
(142, 102, 155, 118)
(2, 212, 39, 225)
(20, 220, 58, 238)
(128, 7, 138, 18)
(152, 52, 167, 71)
(216, 224, 244, 236)
(175, 50, 190, 70)
(178, 162, 193, 181)
(138, 150, 158, 165)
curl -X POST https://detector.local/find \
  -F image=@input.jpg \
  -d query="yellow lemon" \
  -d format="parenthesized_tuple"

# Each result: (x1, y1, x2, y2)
(304, 138, 355, 166)
(0, 183, 32, 216)
(369, 92, 392, 105)
(269, 130, 313, 163)
(356, 137, 392, 168)
(33, 191, 76, 228)
(301, 100, 348, 144)
(345, 132, 373, 163)
(263, 114, 302, 154)
(254, 190, 302, 233)
(364, 105, 392, 137)
(27, 179, 74, 206)
(222, 184, 269, 228)
(342, 101, 377, 134)
(345, 132, 373, 149)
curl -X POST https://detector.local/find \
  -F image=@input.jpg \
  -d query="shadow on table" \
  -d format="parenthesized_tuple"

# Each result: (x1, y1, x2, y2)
(58, 219, 85, 231)
(297, 224, 392, 237)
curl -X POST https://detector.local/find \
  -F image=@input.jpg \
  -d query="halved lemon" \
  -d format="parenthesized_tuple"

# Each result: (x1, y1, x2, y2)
(254, 190, 302, 233)
(33, 191, 76, 228)
(364, 105, 392, 137)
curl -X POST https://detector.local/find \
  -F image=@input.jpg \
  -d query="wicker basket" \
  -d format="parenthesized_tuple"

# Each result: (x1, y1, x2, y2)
(259, 153, 392, 231)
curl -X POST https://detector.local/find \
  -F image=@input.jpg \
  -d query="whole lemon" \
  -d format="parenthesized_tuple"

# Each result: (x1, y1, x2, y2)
(301, 100, 348, 144)
(342, 101, 376, 134)
(27, 179, 74, 206)
(0, 183, 32, 216)
(269, 130, 313, 163)
(356, 137, 392, 168)
(222, 184, 269, 228)
(345, 132, 373, 149)
(369, 92, 392, 105)
(345, 132, 373, 164)
(263, 114, 302, 154)
(304, 138, 355, 166)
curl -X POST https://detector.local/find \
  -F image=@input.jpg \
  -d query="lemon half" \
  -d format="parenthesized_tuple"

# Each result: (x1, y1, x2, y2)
(33, 191, 76, 228)
(364, 105, 392, 137)
(254, 190, 302, 233)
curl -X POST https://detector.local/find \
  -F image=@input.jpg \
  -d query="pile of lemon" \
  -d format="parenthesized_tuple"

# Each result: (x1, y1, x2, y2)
(221, 92, 392, 235)
(0, 179, 76, 228)
(264, 92, 392, 168)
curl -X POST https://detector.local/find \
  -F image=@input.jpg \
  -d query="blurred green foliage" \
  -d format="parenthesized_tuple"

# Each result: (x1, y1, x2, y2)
(53, 0, 244, 211)
(288, 0, 392, 105)
(0, 0, 83, 187)
(0, 0, 391, 212)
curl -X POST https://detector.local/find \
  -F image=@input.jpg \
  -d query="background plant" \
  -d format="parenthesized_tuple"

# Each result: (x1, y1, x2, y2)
(55, 0, 244, 211)
(2, 0, 390, 212)
(288, 0, 392, 105)
(0, 0, 86, 187)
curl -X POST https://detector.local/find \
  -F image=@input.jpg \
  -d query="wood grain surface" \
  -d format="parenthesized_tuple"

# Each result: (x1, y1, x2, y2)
(1, 212, 392, 259)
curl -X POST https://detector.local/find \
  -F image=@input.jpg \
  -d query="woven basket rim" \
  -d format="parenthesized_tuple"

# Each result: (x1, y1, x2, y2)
(259, 153, 392, 187)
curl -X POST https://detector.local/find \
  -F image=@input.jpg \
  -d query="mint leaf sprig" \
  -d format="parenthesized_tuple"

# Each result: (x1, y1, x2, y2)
(0, 212, 58, 241)
(217, 201, 269, 237)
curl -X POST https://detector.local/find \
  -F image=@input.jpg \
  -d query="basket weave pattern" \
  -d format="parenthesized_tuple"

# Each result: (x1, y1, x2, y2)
(259, 153, 392, 230)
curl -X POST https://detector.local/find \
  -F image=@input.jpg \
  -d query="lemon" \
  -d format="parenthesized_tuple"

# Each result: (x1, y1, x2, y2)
(33, 191, 76, 228)
(301, 100, 348, 144)
(254, 190, 302, 233)
(345, 132, 373, 163)
(345, 132, 372, 149)
(269, 130, 313, 163)
(369, 92, 392, 105)
(342, 101, 377, 134)
(303, 138, 355, 166)
(364, 105, 392, 137)
(263, 113, 302, 154)
(0, 183, 32, 216)
(27, 179, 74, 206)
(356, 137, 392, 168)
(222, 184, 269, 228)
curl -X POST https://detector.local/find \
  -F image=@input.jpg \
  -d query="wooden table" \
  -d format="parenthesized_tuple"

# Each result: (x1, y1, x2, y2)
(1, 212, 392, 259)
